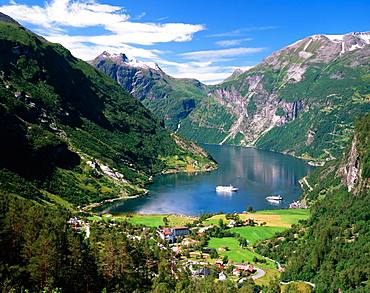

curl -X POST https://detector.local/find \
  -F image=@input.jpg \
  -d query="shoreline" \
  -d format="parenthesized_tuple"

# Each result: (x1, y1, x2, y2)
(82, 144, 313, 215)
(203, 142, 328, 165)
(81, 164, 218, 213)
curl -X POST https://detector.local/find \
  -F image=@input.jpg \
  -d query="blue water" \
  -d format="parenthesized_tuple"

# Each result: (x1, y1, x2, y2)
(103, 145, 313, 215)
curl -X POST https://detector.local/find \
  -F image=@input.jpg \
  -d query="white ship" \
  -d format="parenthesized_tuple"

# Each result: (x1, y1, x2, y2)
(216, 185, 238, 192)
(266, 195, 283, 201)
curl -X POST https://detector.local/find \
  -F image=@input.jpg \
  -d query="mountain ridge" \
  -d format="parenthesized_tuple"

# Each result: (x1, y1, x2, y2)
(92, 30, 369, 163)
(0, 13, 216, 206)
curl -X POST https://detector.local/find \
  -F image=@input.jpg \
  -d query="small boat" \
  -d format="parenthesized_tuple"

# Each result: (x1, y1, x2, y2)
(216, 185, 238, 192)
(266, 195, 283, 201)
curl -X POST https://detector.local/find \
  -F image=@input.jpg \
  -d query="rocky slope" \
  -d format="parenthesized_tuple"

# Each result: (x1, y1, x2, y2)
(90, 52, 207, 130)
(0, 13, 215, 206)
(93, 32, 369, 162)
(179, 32, 370, 162)
(255, 115, 370, 292)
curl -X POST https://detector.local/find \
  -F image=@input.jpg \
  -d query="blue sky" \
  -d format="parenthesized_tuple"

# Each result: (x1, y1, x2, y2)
(0, 0, 369, 84)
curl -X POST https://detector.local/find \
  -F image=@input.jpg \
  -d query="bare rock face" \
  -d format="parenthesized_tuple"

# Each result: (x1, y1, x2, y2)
(208, 70, 306, 145)
(306, 130, 315, 146)
(339, 136, 360, 193)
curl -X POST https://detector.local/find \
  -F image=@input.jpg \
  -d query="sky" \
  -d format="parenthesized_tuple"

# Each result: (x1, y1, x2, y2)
(0, 0, 369, 84)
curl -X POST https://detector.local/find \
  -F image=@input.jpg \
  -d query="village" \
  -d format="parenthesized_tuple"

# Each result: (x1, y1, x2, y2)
(155, 213, 268, 282)
(68, 208, 311, 287)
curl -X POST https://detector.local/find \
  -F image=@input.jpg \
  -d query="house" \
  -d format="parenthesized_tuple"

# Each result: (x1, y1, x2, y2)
(68, 217, 83, 230)
(227, 220, 236, 228)
(218, 272, 227, 281)
(171, 227, 190, 237)
(157, 226, 190, 243)
(233, 268, 241, 276)
(193, 267, 211, 277)
(201, 247, 216, 254)
(235, 264, 256, 274)
(215, 260, 224, 269)
(157, 228, 175, 242)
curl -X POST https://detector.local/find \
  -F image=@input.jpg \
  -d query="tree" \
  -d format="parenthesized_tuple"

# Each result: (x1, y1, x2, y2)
(218, 218, 225, 229)
(209, 249, 219, 259)
(265, 276, 281, 293)
(163, 216, 169, 227)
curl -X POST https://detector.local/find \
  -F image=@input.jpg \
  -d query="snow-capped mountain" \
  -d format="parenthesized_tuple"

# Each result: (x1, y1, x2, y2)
(93, 51, 160, 71)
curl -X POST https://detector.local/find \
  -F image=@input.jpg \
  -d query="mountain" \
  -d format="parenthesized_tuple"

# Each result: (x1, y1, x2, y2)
(92, 32, 369, 163)
(90, 52, 208, 130)
(93, 32, 369, 162)
(256, 114, 370, 292)
(0, 13, 215, 206)
(178, 32, 370, 162)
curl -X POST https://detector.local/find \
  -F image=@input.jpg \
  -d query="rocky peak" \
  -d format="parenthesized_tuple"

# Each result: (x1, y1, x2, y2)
(95, 51, 129, 64)
(93, 51, 159, 71)
(263, 31, 370, 69)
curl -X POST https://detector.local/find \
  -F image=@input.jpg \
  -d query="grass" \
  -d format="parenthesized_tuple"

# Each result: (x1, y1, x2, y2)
(41, 190, 74, 210)
(254, 209, 310, 225)
(229, 226, 286, 245)
(207, 237, 275, 268)
(254, 268, 280, 287)
(204, 209, 310, 228)
(109, 214, 195, 227)
(203, 210, 311, 267)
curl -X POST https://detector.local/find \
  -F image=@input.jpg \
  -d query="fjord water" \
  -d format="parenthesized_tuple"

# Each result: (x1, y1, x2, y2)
(105, 145, 313, 215)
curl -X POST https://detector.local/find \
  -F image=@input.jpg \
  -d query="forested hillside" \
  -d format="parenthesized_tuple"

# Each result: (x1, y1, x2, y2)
(179, 33, 370, 162)
(91, 52, 208, 131)
(0, 14, 215, 206)
(255, 115, 370, 292)
(97, 32, 370, 163)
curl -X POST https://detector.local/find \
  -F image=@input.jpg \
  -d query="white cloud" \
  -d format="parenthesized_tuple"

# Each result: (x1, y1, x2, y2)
(0, 0, 204, 45)
(180, 47, 265, 61)
(0, 0, 128, 28)
(0, 0, 263, 84)
(215, 38, 252, 47)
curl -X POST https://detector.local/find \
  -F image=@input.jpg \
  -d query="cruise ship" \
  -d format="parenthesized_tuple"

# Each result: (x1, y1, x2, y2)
(216, 185, 238, 192)
(266, 195, 283, 201)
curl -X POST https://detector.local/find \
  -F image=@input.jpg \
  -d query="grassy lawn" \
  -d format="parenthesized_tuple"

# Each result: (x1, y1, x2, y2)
(207, 237, 275, 268)
(106, 214, 195, 227)
(254, 268, 280, 287)
(230, 226, 286, 245)
(254, 209, 310, 225)
(204, 209, 310, 228)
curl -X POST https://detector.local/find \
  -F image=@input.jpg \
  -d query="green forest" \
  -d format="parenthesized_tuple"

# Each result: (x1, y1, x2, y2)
(255, 115, 370, 292)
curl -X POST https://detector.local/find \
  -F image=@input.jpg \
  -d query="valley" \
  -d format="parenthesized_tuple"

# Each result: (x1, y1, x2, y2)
(0, 4, 369, 293)
(93, 32, 370, 164)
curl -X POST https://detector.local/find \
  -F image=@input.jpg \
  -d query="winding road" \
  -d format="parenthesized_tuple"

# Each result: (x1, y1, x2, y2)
(252, 268, 266, 280)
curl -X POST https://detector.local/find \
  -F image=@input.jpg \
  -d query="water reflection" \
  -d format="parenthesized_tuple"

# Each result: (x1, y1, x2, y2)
(103, 145, 313, 215)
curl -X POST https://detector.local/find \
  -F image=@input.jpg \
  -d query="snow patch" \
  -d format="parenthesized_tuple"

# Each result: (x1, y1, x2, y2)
(303, 38, 313, 51)
(324, 34, 345, 42)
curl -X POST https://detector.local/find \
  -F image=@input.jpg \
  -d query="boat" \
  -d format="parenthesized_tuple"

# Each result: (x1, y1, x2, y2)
(266, 195, 283, 201)
(216, 185, 238, 192)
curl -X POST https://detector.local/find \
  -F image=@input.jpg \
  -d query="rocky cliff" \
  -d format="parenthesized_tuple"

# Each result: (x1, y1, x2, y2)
(178, 32, 370, 161)
(90, 52, 207, 130)
(92, 32, 370, 162)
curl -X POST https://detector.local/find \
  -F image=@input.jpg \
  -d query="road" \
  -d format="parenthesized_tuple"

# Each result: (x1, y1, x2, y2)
(281, 281, 316, 288)
(252, 268, 265, 280)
